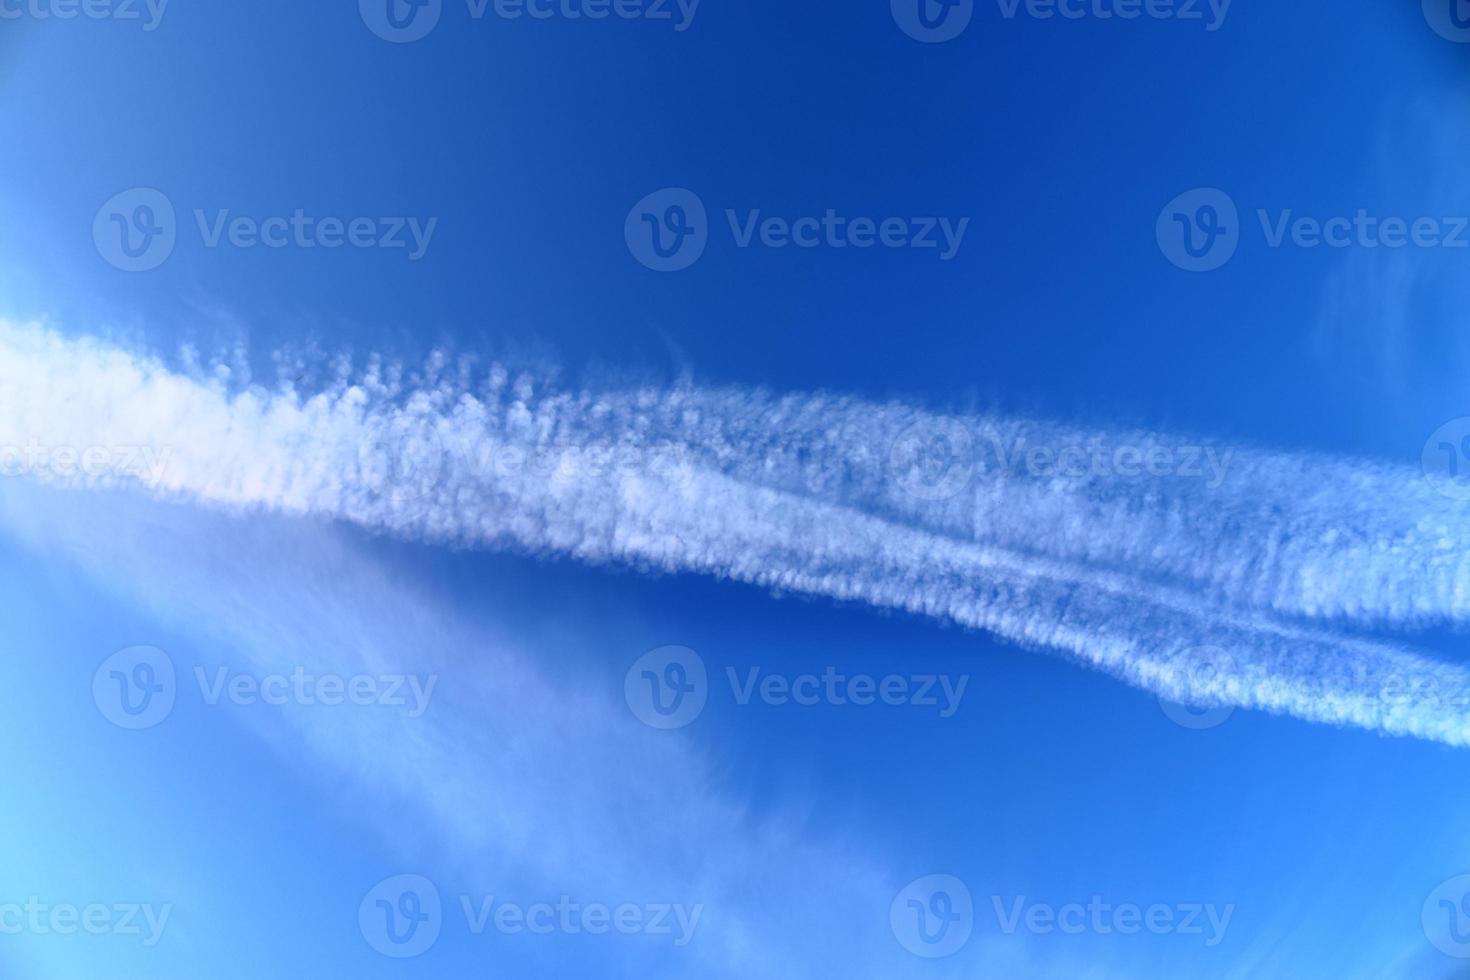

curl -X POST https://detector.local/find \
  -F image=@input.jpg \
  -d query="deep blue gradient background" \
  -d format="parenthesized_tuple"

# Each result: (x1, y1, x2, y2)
(3, 1, 1470, 977)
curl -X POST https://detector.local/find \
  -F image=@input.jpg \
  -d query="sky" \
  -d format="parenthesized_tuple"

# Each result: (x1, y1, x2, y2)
(3, 1, 1470, 978)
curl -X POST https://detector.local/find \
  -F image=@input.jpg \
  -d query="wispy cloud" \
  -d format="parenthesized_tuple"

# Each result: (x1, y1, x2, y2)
(0, 479, 1010, 980)
(1, 318, 1466, 746)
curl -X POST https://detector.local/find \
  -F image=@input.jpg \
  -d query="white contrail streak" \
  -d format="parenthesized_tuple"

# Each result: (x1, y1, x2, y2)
(0, 320, 1465, 745)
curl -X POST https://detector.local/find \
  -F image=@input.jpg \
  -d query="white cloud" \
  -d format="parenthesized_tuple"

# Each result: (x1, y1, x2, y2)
(0, 319, 1466, 746)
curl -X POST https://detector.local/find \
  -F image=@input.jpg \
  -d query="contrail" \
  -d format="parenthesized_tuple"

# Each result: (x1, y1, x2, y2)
(1, 319, 1465, 745)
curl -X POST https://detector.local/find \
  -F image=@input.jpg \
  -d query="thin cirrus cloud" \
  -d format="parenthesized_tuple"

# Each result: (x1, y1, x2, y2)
(0, 318, 1466, 748)
(0, 476, 1012, 980)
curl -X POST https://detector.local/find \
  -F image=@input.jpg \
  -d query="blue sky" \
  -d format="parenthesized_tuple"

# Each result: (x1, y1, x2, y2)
(4, 2, 1470, 978)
